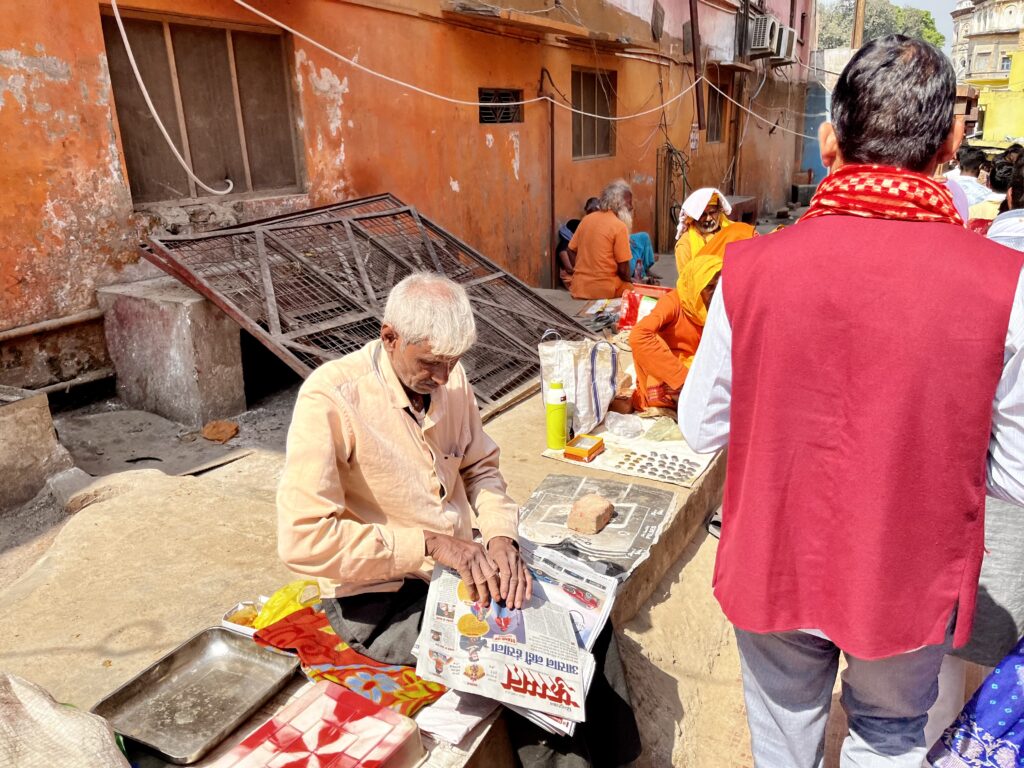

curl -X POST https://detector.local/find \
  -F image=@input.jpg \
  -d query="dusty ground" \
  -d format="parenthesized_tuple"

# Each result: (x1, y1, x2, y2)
(0, 488, 70, 593)
(0, 250, 807, 763)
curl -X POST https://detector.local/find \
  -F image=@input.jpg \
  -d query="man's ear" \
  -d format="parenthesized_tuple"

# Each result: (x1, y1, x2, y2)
(936, 116, 965, 167)
(819, 123, 840, 173)
(381, 324, 399, 352)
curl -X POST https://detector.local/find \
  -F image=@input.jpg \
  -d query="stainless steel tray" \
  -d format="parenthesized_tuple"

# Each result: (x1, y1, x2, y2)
(91, 627, 298, 764)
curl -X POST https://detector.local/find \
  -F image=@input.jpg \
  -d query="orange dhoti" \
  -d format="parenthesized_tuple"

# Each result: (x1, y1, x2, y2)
(630, 222, 756, 413)
(630, 292, 703, 411)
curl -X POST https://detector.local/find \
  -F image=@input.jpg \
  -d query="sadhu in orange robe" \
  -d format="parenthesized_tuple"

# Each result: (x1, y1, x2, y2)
(629, 223, 756, 411)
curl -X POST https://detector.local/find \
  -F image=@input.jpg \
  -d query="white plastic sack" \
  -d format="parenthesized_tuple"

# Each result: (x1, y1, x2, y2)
(0, 672, 129, 768)
(538, 332, 620, 436)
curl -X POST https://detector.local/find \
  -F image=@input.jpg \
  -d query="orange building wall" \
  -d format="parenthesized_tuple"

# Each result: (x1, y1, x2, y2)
(0, 0, 809, 386)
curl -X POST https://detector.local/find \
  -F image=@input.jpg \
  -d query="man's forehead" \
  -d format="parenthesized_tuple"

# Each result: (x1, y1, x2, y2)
(405, 339, 459, 363)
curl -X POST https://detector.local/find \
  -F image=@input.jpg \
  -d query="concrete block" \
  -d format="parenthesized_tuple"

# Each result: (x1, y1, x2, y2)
(97, 278, 246, 428)
(0, 387, 74, 510)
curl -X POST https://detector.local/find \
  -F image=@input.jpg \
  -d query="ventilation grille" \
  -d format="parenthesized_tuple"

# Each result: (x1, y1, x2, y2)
(749, 15, 780, 57)
(479, 88, 524, 124)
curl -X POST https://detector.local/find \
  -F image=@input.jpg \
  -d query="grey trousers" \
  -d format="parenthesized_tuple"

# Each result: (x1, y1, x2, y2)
(735, 628, 950, 768)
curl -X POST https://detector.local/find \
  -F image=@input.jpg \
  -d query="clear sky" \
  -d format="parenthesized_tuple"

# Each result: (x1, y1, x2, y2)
(895, 0, 956, 52)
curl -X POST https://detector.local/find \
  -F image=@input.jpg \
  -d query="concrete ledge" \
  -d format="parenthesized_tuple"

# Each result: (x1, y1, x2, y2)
(613, 452, 724, 626)
(485, 393, 724, 626)
(0, 387, 73, 509)
(97, 278, 246, 428)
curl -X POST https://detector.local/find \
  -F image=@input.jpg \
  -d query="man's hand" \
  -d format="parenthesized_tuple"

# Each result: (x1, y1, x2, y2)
(487, 536, 534, 610)
(425, 532, 501, 607)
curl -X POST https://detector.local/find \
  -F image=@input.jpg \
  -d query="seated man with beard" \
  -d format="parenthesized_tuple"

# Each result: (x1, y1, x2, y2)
(674, 188, 735, 273)
(566, 180, 635, 300)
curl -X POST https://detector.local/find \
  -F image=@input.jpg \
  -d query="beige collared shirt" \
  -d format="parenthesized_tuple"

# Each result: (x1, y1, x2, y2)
(277, 340, 520, 598)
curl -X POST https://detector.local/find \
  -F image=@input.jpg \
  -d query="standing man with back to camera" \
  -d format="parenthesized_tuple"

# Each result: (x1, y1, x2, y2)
(680, 35, 1024, 767)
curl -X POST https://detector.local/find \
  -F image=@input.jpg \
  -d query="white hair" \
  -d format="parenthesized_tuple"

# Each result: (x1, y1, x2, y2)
(382, 272, 477, 357)
(599, 179, 632, 214)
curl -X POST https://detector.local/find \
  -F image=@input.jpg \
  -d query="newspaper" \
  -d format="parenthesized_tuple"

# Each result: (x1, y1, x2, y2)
(415, 564, 591, 723)
(505, 652, 596, 737)
(528, 547, 616, 653)
(518, 474, 678, 581)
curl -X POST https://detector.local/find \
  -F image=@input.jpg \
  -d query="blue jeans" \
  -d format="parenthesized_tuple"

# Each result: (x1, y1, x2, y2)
(735, 627, 950, 767)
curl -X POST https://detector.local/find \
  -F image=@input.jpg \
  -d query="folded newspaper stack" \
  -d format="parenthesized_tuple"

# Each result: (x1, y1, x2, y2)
(414, 548, 616, 736)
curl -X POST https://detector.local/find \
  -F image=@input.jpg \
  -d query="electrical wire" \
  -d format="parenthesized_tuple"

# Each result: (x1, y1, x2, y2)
(110, 0, 234, 195)
(704, 79, 817, 140)
(471, 0, 562, 15)
(796, 58, 845, 77)
(232, 0, 704, 121)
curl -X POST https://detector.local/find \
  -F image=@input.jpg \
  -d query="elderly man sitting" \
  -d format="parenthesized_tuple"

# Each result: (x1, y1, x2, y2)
(278, 272, 639, 768)
(566, 180, 635, 300)
(674, 187, 734, 272)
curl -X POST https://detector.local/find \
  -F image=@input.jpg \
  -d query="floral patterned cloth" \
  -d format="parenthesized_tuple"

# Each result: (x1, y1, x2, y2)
(254, 607, 445, 717)
(928, 635, 1024, 767)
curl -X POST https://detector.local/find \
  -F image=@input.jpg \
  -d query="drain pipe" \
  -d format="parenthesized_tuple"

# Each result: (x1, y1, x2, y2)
(0, 308, 104, 343)
(541, 68, 558, 289)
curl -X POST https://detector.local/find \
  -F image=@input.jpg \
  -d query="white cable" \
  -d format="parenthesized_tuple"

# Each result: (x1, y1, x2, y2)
(704, 80, 817, 140)
(232, 0, 703, 121)
(110, 0, 233, 195)
(473, 0, 562, 15)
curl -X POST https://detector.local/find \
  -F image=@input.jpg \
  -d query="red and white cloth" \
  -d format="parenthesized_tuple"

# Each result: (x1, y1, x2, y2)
(802, 164, 964, 227)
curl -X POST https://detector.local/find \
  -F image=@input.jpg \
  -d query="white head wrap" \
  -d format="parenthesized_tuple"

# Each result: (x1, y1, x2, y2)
(676, 187, 732, 240)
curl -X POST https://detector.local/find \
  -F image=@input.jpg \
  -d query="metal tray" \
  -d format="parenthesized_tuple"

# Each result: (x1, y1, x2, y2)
(91, 627, 298, 764)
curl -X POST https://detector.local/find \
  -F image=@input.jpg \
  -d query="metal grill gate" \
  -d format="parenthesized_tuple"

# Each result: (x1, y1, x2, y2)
(143, 194, 592, 419)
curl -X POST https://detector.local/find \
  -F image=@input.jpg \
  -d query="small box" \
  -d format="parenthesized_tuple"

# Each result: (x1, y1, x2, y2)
(563, 434, 605, 463)
(221, 597, 268, 637)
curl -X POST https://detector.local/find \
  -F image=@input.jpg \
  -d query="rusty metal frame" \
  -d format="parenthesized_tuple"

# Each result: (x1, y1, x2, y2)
(143, 194, 591, 420)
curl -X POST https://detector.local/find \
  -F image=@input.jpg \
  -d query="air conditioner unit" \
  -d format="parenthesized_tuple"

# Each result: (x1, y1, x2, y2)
(770, 26, 797, 65)
(749, 15, 781, 59)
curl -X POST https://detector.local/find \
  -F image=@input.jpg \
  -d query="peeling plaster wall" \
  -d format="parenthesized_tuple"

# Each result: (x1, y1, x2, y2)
(0, 11, 140, 332)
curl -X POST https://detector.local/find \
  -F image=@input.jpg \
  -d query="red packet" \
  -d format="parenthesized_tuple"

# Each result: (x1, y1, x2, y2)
(212, 681, 424, 768)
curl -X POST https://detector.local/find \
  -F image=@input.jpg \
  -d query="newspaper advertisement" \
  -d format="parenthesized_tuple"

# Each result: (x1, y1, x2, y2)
(415, 564, 591, 723)
(528, 547, 616, 653)
(518, 474, 678, 580)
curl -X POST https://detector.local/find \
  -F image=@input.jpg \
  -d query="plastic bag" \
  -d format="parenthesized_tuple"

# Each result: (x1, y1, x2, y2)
(603, 412, 644, 439)
(538, 331, 622, 436)
(254, 580, 321, 630)
(617, 290, 661, 332)
(0, 673, 129, 767)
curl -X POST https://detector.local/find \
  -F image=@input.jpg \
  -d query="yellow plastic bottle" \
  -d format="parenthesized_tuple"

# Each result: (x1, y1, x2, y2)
(545, 380, 568, 450)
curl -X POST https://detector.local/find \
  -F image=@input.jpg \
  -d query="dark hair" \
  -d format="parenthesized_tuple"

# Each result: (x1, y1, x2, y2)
(831, 36, 955, 173)
(1008, 157, 1024, 212)
(584, 197, 600, 214)
(990, 160, 1014, 194)
(958, 146, 987, 174)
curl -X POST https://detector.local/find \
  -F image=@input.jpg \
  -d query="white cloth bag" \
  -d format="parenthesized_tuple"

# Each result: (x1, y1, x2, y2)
(538, 331, 619, 436)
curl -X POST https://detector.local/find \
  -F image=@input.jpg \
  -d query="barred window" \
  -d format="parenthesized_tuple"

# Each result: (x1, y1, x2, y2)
(102, 12, 301, 204)
(571, 69, 616, 159)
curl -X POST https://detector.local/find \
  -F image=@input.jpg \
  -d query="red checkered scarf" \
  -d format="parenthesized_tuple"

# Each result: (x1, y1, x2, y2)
(802, 164, 964, 226)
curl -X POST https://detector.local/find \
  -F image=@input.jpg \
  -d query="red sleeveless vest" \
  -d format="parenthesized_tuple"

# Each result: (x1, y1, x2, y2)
(719, 216, 1023, 659)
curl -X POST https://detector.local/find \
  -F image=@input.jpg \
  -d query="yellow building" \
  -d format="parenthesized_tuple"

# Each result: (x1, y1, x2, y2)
(977, 50, 1024, 146)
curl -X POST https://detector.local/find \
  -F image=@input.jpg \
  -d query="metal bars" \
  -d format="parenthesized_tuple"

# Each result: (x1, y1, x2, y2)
(144, 194, 591, 416)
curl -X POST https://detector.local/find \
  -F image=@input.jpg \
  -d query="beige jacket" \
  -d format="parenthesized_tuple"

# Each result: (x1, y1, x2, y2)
(277, 340, 520, 598)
